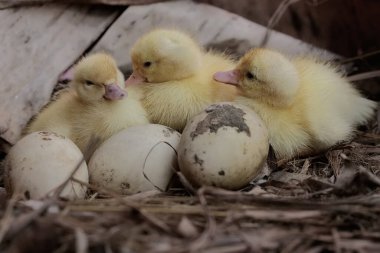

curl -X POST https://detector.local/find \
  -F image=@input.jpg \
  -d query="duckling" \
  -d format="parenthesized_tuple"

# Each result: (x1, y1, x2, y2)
(26, 52, 149, 153)
(214, 48, 377, 159)
(125, 29, 238, 131)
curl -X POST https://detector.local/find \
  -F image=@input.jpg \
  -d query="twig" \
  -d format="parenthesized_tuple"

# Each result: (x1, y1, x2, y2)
(305, 0, 330, 6)
(0, 156, 86, 242)
(53, 157, 86, 198)
(332, 228, 342, 253)
(347, 70, 380, 82)
(71, 178, 173, 234)
(1, 198, 56, 242)
(0, 137, 98, 243)
(200, 186, 380, 208)
(0, 0, 169, 9)
(339, 49, 380, 64)
(75, 228, 88, 253)
(0, 194, 21, 243)
(188, 187, 217, 252)
(70, 178, 138, 208)
(260, 0, 301, 47)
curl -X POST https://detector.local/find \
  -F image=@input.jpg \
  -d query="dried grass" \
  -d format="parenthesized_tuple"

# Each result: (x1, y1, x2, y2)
(0, 124, 379, 252)
(0, 1, 379, 252)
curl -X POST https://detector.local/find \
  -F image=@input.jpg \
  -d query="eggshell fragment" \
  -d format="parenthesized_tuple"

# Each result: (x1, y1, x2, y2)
(4, 131, 88, 200)
(178, 102, 269, 190)
(88, 124, 180, 194)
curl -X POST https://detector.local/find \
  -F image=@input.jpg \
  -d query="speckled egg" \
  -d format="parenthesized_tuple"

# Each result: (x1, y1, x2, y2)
(178, 102, 269, 190)
(4, 131, 88, 200)
(88, 124, 181, 194)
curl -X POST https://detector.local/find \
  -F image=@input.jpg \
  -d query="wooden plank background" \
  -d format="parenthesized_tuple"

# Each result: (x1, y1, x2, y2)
(0, 0, 336, 146)
(0, 0, 168, 9)
(93, 1, 336, 74)
(0, 4, 122, 144)
(197, 0, 380, 58)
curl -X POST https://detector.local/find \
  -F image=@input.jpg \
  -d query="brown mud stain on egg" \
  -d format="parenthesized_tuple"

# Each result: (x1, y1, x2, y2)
(193, 154, 204, 171)
(163, 127, 180, 138)
(120, 182, 131, 194)
(5, 131, 88, 199)
(190, 104, 251, 140)
(38, 131, 65, 139)
(88, 124, 181, 195)
(178, 102, 269, 190)
(100, 169, 115, 184)
(193, 154, 204, 166)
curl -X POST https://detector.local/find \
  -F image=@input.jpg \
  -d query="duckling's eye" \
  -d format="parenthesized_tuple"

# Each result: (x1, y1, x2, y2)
(245, 72, 256, 80)
(84, 80, 94, 86)
(143, 61, 152, 68)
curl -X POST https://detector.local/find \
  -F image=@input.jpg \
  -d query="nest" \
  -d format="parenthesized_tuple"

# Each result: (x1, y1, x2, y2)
(0, 125, 379, 252)
(0, 1, 379, 252)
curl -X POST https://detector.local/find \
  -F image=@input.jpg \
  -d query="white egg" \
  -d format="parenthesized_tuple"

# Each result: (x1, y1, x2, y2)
(88, 124, 180, 194)
(4, 131, 88, 200)
(178, 102, 269, 190)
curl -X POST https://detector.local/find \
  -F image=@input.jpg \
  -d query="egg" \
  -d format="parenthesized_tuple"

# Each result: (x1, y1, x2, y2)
(178, 102, 269, 190)
(88, 124, 181, 194)
(4, 131, 88, 200)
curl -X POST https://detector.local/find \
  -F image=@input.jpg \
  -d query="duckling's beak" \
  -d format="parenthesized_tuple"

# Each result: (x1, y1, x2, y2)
(103, 84, 126, 100)
(58, 66, 75, 83)
(213, 70, 240, 86)
(125, 71, 146, 87)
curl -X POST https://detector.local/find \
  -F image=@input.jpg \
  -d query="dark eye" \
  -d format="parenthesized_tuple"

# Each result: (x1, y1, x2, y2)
(85, 80, 94, 86)
(246, 72, 256, 80)
(143, 61, 152, 68)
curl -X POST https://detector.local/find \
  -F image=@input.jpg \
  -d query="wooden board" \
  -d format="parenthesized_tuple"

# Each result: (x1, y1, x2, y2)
(0, 0, 338, 145)
(92, 0, 337, 74)
(0, 4, 121, 144)
(0, 0, 168, 9)
(197, 0, 380, 58)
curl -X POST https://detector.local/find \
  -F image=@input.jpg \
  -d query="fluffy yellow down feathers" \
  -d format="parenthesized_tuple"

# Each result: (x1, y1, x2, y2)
(26, 53, 148, 153)
(27, 31, 376, 161)
(214, 48, 376, 159)
(125, 29, 238, 131)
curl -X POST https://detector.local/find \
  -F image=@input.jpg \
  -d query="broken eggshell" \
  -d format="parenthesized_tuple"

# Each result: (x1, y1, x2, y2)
(88, 124, 181, 194)
(178, 102, 269, 190)
(4, 131, 88, 200)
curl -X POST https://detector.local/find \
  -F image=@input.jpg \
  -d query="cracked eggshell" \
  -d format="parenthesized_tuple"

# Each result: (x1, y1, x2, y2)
(88, 124, 181, 194)
(178, 102, 269, 190)
(4, 131, 88, 200)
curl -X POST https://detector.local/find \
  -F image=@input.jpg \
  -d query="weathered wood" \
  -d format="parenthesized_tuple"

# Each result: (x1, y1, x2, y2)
(93, 0, 337, 74)
(197, 0, 380, 58)
(0, 4, 121, 144)
(0, 0, 168, 9)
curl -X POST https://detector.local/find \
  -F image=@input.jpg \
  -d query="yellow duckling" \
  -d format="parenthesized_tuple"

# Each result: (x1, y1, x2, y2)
(214, 48, 377, 159)
(125, 29, 238, 131)
(26, 52, 149, 153)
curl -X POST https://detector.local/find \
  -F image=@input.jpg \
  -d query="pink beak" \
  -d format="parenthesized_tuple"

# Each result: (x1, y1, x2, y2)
(213, 70, 240, 86)
(103, 84, 126, 100)
(59, 66, 75, 83)
(125, 71, 146, 87)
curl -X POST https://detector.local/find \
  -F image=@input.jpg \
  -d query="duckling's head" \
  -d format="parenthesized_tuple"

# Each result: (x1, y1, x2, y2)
(214, 48, 299, 107)
(72, 53, 126, 103)
(126, 29, 203, 85)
